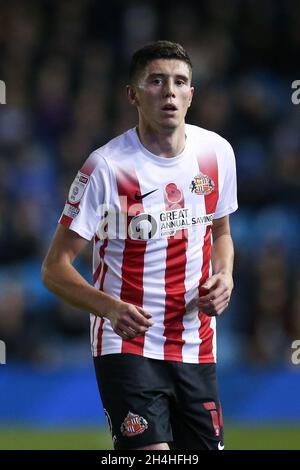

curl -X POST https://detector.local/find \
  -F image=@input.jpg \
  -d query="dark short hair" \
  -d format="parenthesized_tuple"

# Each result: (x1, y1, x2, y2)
(129, 40, 192, 84)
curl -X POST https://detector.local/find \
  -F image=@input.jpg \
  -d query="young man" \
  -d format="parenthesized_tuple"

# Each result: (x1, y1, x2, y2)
(42, 40, 238, 450)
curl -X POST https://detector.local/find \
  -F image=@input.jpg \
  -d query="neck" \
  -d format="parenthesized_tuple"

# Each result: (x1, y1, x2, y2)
(136, 123, 186, 158)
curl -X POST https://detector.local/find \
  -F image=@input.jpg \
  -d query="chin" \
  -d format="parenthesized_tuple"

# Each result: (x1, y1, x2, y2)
(160, 119, 179, 129)
(160, 124, 178, 132)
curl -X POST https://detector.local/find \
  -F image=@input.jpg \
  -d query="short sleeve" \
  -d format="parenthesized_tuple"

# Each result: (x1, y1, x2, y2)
(214, 140, 238, 219)
(59, 152, 110, 240)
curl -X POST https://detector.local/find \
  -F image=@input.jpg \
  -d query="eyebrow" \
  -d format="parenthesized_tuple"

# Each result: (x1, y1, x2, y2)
(147, 73, 190, 82)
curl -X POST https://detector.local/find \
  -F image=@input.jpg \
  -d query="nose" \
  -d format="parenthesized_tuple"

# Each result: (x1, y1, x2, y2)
(163, 79, 175, 97)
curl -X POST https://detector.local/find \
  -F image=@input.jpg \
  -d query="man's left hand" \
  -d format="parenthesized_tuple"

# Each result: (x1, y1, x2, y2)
(197, 271, 234, 316)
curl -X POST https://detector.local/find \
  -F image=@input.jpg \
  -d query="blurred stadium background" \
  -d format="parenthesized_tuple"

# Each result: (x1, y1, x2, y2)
(0, 0, 300, 450)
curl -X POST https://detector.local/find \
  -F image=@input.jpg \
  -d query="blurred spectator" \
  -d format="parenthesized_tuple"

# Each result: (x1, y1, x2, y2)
(290, 273, 300, 342)
(0, 282, 43, 363)
(248, 243, 292, 366)
(35, 56, 72, 140)
(123, 2, 158, 60)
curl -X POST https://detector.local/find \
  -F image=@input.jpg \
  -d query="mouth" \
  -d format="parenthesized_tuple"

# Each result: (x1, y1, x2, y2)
(161, 103, 178, 112)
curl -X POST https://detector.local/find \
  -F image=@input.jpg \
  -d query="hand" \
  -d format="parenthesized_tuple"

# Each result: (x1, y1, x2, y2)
(106, 300, 154, 340)
(197, 271, 234, 317)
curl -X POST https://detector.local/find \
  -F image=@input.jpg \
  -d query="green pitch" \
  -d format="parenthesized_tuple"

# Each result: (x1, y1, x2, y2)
(0, 426, 299, 450)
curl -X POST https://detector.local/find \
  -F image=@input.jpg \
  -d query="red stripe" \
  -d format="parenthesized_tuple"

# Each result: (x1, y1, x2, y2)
(163, 183, 187, 361)
(96, 318, 105, 356)
(60, 200, 81, 228)
(115, 166, 147, 355)
(92, 238, 108, 355)
(100, 262, 108, 291)
(93, 239, 108, 285)
(93, 263, 102, 285)
(203, 401, 220, 437)
(60, 213, 73, 228)
(197, 153, 219, 362)
(203, 401, 217, 411)
(96, 258, 109, 356)
(211, 410, 220, 437)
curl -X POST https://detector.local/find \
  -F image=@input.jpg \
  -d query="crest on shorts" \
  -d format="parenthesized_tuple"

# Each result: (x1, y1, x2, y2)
(120, 411, 148, 437)
(190, 173, 215, 195)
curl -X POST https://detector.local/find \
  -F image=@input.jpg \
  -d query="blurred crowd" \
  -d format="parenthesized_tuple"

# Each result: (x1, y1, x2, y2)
(0, 0, 299, 368)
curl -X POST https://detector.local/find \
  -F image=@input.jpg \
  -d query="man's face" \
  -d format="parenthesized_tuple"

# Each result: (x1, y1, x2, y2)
(129, 59, 194, 131)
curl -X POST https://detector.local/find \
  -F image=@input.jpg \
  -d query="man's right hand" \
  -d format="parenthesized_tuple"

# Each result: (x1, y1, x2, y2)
(106, 300, 154, 340)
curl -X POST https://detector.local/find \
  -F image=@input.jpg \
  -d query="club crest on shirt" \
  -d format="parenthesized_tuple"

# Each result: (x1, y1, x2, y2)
(190, 173, 215, 195)
(120, 411, 148, 437)
(68, 171, 90, 204)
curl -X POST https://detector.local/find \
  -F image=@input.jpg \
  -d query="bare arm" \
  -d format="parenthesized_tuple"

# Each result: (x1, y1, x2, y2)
(41, 225, 153, 338)
(197, 215, 234, 316)
(211, 215, 234, 277)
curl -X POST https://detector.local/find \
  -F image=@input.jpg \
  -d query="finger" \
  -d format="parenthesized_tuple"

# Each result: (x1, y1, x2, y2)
(123, 319, 150, 335)
(130, 308, 154, 327)
(126, 326, 139, 337)
(198, 286, 228, 304)
(199, 286, 210, 296)
(116, 327, 137, 340)
(207, 300, 230, 317)
(199, 297, 230, 316)
(213, 294, 231, 309)
(210, 299, 229, 315)
(202, 275, 219, 291)
(198, 292, 229, 310)
(115, 328, 131, 339)
(215, 300, 230, 316)
(135, 306, 153, 320)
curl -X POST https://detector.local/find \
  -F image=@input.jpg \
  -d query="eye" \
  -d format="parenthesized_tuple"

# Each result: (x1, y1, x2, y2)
(152, 78, 163, 85)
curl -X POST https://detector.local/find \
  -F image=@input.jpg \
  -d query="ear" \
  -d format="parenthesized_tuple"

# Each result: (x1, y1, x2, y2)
(127, 85, 139, 106)
(188, 86, 195, 107)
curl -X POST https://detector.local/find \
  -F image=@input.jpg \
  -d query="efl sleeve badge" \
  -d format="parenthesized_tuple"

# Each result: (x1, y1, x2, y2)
(68, 171, 90, 204)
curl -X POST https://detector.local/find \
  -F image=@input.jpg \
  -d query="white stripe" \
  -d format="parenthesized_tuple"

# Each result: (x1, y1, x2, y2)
(139, 176, 168, 359)
(208, 264, 217, 362)
(211, 316, 217, 362)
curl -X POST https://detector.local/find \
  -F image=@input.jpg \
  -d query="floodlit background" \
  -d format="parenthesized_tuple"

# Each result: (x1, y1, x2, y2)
(0, 0, 300, 450)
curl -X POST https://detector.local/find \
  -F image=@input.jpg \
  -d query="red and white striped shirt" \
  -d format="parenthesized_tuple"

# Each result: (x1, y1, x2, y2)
(59, 124, 238, 363)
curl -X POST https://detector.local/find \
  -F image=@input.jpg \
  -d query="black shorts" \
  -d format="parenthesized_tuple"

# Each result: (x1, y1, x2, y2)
(93, 353, 224, 450)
